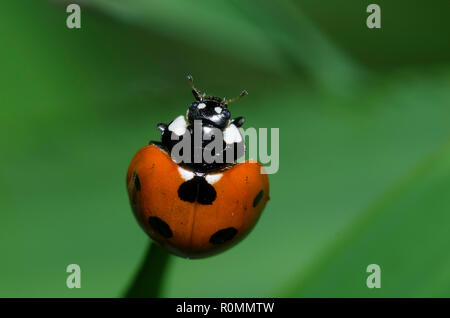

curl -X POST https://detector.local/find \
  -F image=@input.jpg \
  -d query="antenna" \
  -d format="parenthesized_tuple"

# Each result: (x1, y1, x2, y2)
(226, 90, 248, 104)
(187, 75, 203, 101)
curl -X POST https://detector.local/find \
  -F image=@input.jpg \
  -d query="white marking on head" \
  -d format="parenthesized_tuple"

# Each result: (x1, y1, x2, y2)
(198, 103, 206, 109)
(168, 115, 187, 136)
(205, 173, 223, 184)
(178, 166, 195, 181)
(223, 124, 243, 144)
(214, 106, 222, 114)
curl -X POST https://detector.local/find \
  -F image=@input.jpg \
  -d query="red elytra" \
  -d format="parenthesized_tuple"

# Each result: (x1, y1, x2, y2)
(126, 144, 269, 258)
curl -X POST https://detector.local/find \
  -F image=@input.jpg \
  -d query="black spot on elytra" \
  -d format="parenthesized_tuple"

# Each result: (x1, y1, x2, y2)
(210, 227, 238, 245)
(133, 172, 141, 191)
(148, 216, 173, 238)
(177, 180, 196, 203)
(178, 176, 216, 205)
(253, 190, 264, 207)
(197, 179, 217, 204)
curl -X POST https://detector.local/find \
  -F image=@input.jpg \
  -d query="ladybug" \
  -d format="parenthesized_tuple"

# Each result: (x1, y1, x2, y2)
(126, 76, 269, 258)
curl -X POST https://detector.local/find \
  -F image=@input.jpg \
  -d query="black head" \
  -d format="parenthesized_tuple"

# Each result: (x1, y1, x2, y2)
(186, 75, 247, 129)
(188, 97, 230, 129)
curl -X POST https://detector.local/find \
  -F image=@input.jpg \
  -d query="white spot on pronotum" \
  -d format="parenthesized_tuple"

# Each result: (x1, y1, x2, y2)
(197, 103, 206, 109)
(168, 115, 187, 136)
(223, 124, 242, 144)
(178, 166, 195, 181)
(205, 173, 223, 184)
(214, 107, 222, 114)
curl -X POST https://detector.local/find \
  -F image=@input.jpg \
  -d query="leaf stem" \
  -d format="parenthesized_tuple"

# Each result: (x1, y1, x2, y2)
(124, 242, 171, 298)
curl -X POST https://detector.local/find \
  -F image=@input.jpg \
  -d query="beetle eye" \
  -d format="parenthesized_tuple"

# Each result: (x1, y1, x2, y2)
(223, 108, 231, 118)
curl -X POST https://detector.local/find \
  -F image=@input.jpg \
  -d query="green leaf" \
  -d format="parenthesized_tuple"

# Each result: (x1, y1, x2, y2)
(81, 0, 362, 89)
(280, 138, 450, 297)
(125, 243, 171, 298)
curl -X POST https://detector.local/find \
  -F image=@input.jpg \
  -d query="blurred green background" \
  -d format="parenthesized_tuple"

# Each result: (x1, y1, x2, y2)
(1, 0, 450, 297)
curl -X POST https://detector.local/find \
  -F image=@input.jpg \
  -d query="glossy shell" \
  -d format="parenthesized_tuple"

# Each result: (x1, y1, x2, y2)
(126, 144, 269, 258)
